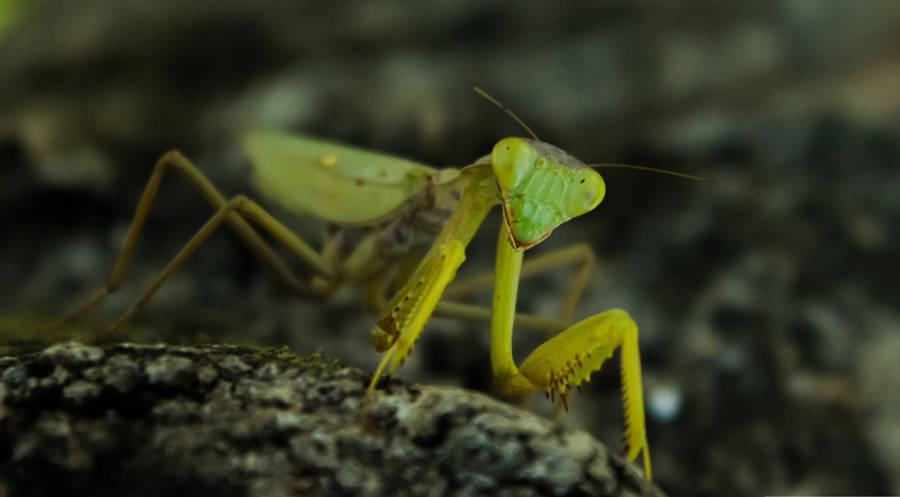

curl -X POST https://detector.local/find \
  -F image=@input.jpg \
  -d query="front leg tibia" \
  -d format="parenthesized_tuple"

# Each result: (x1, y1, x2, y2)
(367, 240, 465, 392)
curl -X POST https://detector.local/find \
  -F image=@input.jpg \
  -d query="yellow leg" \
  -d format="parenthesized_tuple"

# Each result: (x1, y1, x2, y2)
(516, 309, 650, 477)
(488, 225, 651, 479)
(444, 243, 594, 323)
(360, 258, 569, 334)
(365, 243, 594, 334)
(103, 195, 340, 334)
(366, 240, 466, 393)
(433, 301, 566, 333)
(365, 174, 497, 393)
(360, 263, 399, 314)
(51, 151, 335, 332)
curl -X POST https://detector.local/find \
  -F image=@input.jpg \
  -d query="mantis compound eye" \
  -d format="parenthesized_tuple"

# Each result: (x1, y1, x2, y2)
(565, 168, 605, 218)
(492, 137, 537, 192)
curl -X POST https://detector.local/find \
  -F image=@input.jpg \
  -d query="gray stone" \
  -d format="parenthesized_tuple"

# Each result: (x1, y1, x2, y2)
(41, 342, 104, 367)
(145, 355, 196, 389)
(0, 342, 663, 497)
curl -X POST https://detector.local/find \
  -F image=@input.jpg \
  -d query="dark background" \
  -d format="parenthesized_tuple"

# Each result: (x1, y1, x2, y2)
(2, 1, 899, 496)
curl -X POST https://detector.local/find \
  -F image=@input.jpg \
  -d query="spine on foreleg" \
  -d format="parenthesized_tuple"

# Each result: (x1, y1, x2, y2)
(371, 241, 466, 373)
(617, 310, 651, 479)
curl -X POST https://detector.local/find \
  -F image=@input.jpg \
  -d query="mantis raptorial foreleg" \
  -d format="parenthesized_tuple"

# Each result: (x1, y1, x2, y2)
(365, 173, 497, 392)
(487, 225, 651, 478)
(367, 240, 467, 392)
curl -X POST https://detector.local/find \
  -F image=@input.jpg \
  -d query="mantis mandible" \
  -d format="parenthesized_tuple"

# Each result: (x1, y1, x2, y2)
(52, 89, 707, 480)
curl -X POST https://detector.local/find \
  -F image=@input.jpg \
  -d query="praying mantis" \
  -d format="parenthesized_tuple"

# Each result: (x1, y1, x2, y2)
(51, 89, 707, 480)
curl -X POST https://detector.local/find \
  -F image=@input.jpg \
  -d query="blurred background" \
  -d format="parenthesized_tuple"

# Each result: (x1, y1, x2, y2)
(1, 1, 899, 496)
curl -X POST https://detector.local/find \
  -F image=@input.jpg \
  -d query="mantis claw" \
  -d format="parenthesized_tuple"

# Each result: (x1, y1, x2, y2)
(513, 308, 651, 479)
(366, 240, 467, 394)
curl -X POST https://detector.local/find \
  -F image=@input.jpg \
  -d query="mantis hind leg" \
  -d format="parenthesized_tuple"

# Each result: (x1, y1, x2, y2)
(51, 151, 334, 333)
(103, 194, 339, 334)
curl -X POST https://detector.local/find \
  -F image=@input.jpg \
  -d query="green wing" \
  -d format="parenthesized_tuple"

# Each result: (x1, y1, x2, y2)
(243, 130, 437, 225)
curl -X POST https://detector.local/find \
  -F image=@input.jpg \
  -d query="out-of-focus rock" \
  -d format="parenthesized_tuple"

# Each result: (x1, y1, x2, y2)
(0, 341, 663, 497)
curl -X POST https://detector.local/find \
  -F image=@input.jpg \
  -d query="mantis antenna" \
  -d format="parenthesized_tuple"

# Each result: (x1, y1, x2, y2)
(474, 85, 707, 182)
(474, 86, 540, 141)
(587, 163, 708, 182)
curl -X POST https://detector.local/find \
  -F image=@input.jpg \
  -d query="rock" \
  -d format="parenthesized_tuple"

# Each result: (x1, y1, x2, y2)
(0, 341, 664, 497)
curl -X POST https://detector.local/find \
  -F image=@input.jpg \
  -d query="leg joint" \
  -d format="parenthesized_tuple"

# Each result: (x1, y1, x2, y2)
(225, 194, 250, 210)
(155, 150, 188, 170)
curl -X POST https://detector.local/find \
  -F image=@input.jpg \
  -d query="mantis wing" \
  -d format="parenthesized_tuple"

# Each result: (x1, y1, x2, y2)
(243, 130, 438, 225)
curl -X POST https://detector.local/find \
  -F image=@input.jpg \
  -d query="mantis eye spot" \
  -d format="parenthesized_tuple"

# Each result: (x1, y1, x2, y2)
(580, 178, 585, 184)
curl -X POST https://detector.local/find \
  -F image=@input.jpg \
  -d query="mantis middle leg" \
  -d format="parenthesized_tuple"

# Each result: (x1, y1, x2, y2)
(360, 244, 594, 334)
(436, 242, 595, 331)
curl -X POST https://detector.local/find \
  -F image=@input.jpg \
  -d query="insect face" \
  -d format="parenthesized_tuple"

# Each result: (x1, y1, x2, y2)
(491, 137, 606, 249)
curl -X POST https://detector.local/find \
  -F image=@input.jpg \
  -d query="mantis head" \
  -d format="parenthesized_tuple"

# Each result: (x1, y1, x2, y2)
(491, 137, 606, 249)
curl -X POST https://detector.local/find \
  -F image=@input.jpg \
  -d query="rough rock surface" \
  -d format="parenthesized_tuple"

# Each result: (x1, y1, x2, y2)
(0, 342, 663, 497)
